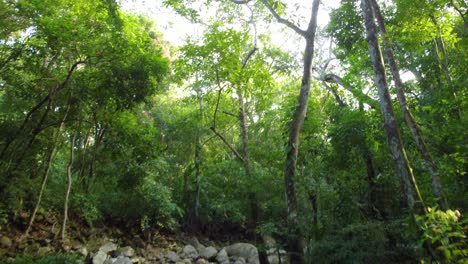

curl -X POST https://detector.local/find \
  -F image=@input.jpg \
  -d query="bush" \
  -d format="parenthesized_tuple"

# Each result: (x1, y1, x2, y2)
(305, 221, 388, 264)
(416, 207, 468, 262)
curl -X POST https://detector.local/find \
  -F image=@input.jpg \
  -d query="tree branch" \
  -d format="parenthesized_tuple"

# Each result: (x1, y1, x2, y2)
(210, 127, 245, 162)
(323, 73, 379, 109)
(260, 0, 307, 37)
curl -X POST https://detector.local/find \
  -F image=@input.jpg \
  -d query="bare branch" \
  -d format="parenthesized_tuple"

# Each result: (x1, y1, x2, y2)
(260, 0, 307, 37)
(229, 0, 252, 4)
(210, 127, 245, 162)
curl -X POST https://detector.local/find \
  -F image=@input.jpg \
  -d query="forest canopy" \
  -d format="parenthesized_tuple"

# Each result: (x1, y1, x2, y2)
(0, 0, 467, 263)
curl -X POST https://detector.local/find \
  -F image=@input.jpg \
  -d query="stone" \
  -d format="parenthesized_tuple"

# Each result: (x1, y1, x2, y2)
(37, 246, 52, 256)
(114, 256, 133, 264)
(77, 246, 88, 257)
(182, 245, 199, 260)
(196, 244, 206, 255)
(216, 248, 229, 263)
(225, 243, 258, 259)
(165, 251, 180, 263)
(182, 258, 192, 264)
(199, 246, 217, 260)
(118, 246, 135, 257)
(234, 257, 246, 264)
(93, 250, 109, 264)
(100, 242, 118, 254)
(195, 259, 207, 264)
(0, 236, 12, 248)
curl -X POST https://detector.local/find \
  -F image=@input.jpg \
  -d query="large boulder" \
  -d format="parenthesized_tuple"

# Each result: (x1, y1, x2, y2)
(99, 242, 117, 254)
(216, 248, 229, 264)
(113, 256, 133, 264)
(182, 245, 199, 260)
(225, 243, 259, 264)
(93, 250, 109, 264)
(199, 246, 217, 260)
(165, 250, 181, 263)
(118, 246, 135, 258)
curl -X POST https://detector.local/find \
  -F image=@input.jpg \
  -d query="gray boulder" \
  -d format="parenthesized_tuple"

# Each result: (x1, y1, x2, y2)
(225, 243, 259, 264)
(199, 246, 217, 260)
(216, 248, 229, 264)
(182, 245, 199, 260)
(165, 251, 181, 263)
(114, 256, 133, 264)
(93, 250, 109, 264)
(118, 246, 135, 257)
(99, 242, 117, 254)
(234, 257, 246, 264)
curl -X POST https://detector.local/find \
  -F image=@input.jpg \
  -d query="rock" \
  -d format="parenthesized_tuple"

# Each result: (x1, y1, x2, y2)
(216, 248, 229, 264)
(196, 244, 205, 255)
(37, 246, 52, 256)
(114, 256, 133, 264)
(93, 250, 109, 264)
(199, 246, 217, 260)
(100, 242, 118, 254)
(165, 250, 180, 263)
(182, 245, 199, 260)
(234, 257, 246, 264)
(118, 246, 135, 257)
(182, 259, 192, 264)
(186, 237, 201, 248)
(0, 236, 12, 248)
(77, 246, 88, 257)
(195, 259, 207, 264)
(131, 257, 143, 263)
(225, 243, 258, 259)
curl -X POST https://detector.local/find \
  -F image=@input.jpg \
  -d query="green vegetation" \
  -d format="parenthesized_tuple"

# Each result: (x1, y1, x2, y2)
(0, 0, 466, 263)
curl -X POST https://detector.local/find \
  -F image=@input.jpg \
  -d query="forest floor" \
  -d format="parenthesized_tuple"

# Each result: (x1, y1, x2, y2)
(0, 211, 274, 263)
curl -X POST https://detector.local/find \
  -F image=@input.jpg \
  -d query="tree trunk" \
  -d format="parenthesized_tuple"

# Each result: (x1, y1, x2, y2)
(61, 133, 76, 241)
(259, 0, 320, 262)
(194, 89, 203, 219)
(370, 0, 448, 210)
(360, 0, 422, 211)
(24, 101, 71, 237)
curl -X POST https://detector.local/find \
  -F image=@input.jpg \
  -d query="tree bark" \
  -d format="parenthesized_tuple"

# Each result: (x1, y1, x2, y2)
(360, 0, 422, 211)
(61, 133, 76, 241)
(260, 0, 320, 262)
(24, 100, 71, 237)
(370, 0, 448, 210)
(194, 89, 203, 219)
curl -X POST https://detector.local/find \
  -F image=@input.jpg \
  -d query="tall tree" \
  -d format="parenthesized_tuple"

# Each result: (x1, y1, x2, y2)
(360, 0, 422, 211)
(369, 0, 448, 210)
(260, 0, 320, 262)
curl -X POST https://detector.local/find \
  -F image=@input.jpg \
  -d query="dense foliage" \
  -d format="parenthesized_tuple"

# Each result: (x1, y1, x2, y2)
(0, 0, 466, 263)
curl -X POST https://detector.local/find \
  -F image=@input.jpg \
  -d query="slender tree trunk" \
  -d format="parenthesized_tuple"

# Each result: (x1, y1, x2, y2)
(24, 101, 71, 237)
(259, 0, 320, 262)
(194, 90, 203, 219)
(360, 0, 423, 211)
(61, 133, 76, 241)
(370, 0, 448, 210)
